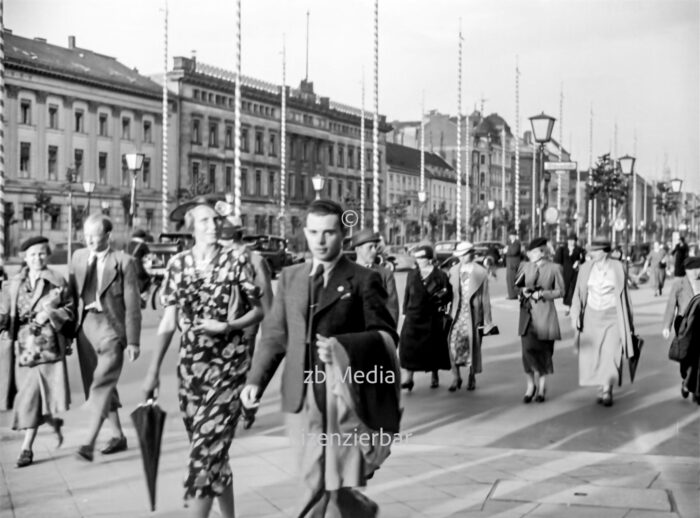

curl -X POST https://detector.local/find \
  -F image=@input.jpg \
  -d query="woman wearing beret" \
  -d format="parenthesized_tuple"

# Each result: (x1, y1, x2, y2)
(662, 256, 700, 401)
(447, 242, 494, 391)
(516, 237, 564, 403)
(0, 237, 75, 467)
(399, 245, 453, 391)
(570, 238, 635, 407)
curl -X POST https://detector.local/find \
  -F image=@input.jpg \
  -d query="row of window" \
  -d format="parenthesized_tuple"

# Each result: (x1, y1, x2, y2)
(191, 120, 279, 156)
(192, 88, 278, 119)
(19, 98, 153, 142)
(18, 142, 152, 187)
(19, 204, 156, 232)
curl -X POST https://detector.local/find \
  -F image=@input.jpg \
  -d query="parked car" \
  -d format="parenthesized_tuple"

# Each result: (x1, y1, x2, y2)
(242, 234, 301, 278)
(384, 245, 416, 271)
(47, 242, 85, 265)
(473, 241, 506, 266)
(434, 240, 461, 264)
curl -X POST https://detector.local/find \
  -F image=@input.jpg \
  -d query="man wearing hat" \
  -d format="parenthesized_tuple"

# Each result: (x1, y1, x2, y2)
(515, 237, 564, 403)
(69, 214, 142, 461)
(554, 233, 586, 315)
(350, 228, 399, 326)
(504, 230, 522, 300)
(126, 228, 151, 308)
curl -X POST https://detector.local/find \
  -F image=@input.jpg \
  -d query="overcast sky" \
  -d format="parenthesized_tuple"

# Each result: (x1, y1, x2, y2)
(7, 0, 699, 190)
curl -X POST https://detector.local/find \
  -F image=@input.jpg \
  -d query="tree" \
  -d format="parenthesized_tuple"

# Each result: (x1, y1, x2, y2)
(427, 202, 449, 241)
(470, 206, 489, 239)
(35, 188, 53, 236)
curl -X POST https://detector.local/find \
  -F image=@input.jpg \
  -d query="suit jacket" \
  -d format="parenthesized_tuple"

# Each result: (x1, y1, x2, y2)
(570, 259, 634, 358)
(516, 260, 564, 340)
(68, 248, 142, 346)
(663, 276, 700, 330)
(248, 255, 398, 422)
(364, 262, 399, 326)
(505, 240, 522, 264)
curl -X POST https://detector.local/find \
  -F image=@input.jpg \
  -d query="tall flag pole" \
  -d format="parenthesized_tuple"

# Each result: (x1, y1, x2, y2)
(420, 92, 425, 194)
(161, 0, 169, 234)
(233, 0, 242, 217)
(456, 22, 462, 240)
(501, 126, 506, 240)
(531, 139, 536, 241)
(612, 120, 618, 243)
(588, 105, 594, 244)
(465, 101, 470, 238)
(514, 56, 520, 236)
(360, 70, 365, 228)
(632, 129, 637, 243)
(279, 36, 286, 238)
(557, 83, 563, 244)
(0, 0, 5, 260)
(372, 0, 379, 233)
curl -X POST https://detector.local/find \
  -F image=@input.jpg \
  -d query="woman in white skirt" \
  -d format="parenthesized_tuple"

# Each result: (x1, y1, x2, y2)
(570, 237, 635, 406)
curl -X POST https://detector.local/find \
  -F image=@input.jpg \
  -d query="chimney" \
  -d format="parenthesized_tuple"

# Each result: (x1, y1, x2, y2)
(34, 37, 47, 43)
(68, 35, 76, 49)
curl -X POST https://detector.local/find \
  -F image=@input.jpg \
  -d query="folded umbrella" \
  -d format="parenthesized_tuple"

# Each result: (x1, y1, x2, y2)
(130, 399, 167, 511)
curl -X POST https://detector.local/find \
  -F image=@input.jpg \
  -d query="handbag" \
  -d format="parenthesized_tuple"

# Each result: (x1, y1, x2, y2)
(624, 292, 643, 383)
(668, 337, 683, 362)
(16, 320, 61, 367)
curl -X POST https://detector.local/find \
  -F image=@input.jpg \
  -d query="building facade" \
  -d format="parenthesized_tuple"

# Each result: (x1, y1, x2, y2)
(166, 57, 390, 252)
(3, 31, 175, 256)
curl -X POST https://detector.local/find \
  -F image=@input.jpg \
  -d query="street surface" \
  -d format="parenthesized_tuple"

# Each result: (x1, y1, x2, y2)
(1, 266, 698, 517)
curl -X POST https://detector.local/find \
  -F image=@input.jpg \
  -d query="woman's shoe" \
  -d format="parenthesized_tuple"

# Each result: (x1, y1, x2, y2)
(448, 378, 463, 392)
(681, 382, 690, 399)
(52, 418, 64, 449)
(466, 373, 476, 391)
(401, 380, 414, 392)
(535, 387, 546, 403)
(601, 390, 613, 407)
(523, 387, 536, 403)
(16, 449, 33, 468)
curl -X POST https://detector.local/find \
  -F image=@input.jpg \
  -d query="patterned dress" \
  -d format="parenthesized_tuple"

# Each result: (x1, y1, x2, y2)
(161, 246, 260, 501)
(449, 268, 474, 367)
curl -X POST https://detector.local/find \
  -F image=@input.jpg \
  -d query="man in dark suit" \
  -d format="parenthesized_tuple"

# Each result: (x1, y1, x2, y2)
(69, 214, 142, 461)
(554, 233, 586, 314)
(241, 200, 400, 517)
(350, 228, 399, 326)
(504, 230, 522, 300)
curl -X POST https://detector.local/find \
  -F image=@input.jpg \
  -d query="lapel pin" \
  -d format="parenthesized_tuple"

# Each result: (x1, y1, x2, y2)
(337, 286, 344, 293)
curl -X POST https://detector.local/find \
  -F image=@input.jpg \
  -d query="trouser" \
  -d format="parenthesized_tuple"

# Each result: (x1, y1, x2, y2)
(76, 312, 124, 419)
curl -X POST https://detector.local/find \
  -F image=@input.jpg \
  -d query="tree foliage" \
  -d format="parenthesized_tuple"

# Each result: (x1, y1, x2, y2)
(587, 153, 627, 206)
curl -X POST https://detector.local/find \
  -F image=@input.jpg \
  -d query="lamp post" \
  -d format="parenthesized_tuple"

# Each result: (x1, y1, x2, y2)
(418, 190, 427, 240)
(487, 199, 496, 241)
(311, 174, 325, 201)
(82, 181, 96, 215)
(66, 168, 78, 265)
(670, 177, 683, 233)
(618, 154, 635, 274)
(125, 153, 145, 229)
(529, 112, 556, 237)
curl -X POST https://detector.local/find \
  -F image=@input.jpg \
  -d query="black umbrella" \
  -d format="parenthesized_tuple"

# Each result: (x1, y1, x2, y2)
(130, 400, 167, 511)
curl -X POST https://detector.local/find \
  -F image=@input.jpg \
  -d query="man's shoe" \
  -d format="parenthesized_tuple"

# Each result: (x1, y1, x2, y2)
(76, 445, 94, 462)
(16, 449, 33, 468)
(101, 436, 127, 455)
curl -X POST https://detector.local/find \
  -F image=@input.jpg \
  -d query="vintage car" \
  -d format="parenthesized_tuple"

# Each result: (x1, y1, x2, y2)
(241, 234, 303, 278)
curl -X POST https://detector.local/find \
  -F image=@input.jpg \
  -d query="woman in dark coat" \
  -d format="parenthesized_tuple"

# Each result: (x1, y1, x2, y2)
(554, 233, 585, 313)
(399, 245, 452, 391)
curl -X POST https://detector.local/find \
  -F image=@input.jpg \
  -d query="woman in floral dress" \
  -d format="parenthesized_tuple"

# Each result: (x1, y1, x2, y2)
(0, 237, 74, 468)
(447, 242, 493, 392)
(143, 201, 264, 518)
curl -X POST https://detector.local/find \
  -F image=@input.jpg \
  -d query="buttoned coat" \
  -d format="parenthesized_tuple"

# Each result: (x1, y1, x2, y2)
(516, 260, 564, 340)
(68, 247, 142, 346)
(365, 263, 399, 327)
(247, 255, 399, 430)
(448, 262, 492, 373)
(570, 259, 634, 359)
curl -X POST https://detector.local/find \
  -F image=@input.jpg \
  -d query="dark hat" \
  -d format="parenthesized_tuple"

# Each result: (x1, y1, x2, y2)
(683, 256, 700, 269)
(508, 228, 518, 236)
(527, 237, 548, 251)
(412, 245, 434, 260)
(20, 236, 49, 252)
(587, 236, 612, 252)
(219, 216, 243, 240)
(169, 194, 228, 222)
(567, 232, 578, 241)
(350, 228, 381, 249)
(132, 228, 147, 239)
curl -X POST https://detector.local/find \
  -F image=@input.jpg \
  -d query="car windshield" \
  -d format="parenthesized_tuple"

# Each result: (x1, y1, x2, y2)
(435, 243, 455, 252)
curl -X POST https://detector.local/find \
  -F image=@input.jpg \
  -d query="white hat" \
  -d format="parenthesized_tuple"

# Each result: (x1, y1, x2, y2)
(453, 241, 475, 257)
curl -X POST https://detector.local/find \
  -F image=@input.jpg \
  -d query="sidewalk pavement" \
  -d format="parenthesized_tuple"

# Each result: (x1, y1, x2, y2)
(1, 393, 698, 518)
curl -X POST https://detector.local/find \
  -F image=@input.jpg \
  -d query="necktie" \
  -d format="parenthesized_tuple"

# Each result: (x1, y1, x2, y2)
(307, 264, 326, 411)
(83, 255, 98, 306)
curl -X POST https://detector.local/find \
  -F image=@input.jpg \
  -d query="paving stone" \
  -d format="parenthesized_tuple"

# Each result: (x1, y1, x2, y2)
(625, 512, 683, 518)
(526, 503, 627, 518)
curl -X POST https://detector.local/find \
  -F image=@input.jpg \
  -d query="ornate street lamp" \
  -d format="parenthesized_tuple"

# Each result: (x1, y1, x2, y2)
(418, 190, 427, 240)
(670, 177, 683, 194)
(529, 112, 556, 236)
(125, 153, 145, 229)
(311, 174, 326, 200)
(487, 199, 496, 241)
(617, 154, 635, 273)
(82, 181, 96, 215)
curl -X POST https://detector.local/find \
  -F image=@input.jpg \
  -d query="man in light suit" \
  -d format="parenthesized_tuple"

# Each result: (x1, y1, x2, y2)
(241, 200, 400, 517)
(350, 228, 399, 327)
(69, 214, 142, 461)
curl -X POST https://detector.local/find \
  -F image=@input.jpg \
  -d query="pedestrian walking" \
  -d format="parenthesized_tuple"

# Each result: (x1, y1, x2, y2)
(0, 237, 74, 468)
(241, 200, 399, 518)
(554, 233, 586, 315)
(447, 241, 494, 392)
(516, 237, 564, 403)
(662, 256, 700, 401)
(570, 237, 636, 407)
(69, 214, 142, 462)
(643, 241, 668, 296)
(126, 229, 152, 308)
(350, 228, 400, 326)
(143, 198, 264, 518)
(399, 245, 452, 391)
(504, 230, 522, 300)
(672, 236, 689, 278)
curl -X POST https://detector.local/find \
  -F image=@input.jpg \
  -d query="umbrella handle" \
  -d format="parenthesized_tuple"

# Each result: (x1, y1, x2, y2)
(143, 387, 159, 405)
